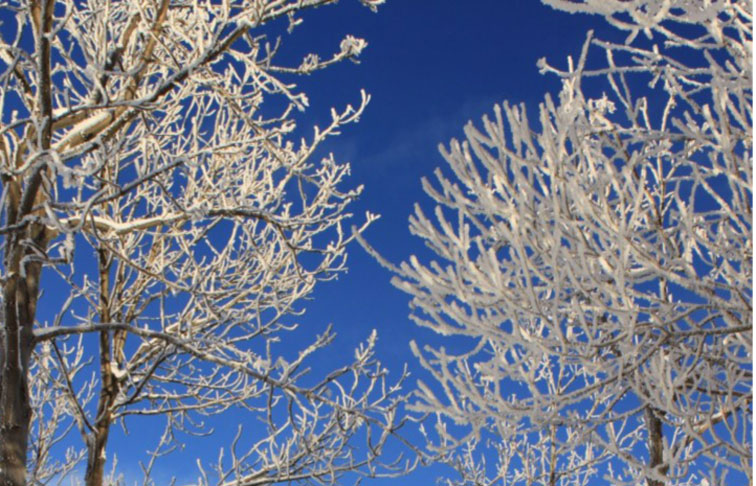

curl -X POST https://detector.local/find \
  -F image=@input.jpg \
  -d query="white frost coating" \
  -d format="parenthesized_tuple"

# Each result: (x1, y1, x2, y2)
(1, 1, 416, 485)
(387, 1, 753, 486)
(339, 35, 368, 58)
(52, 111, 111, 151)
(108, 361, 127, 381)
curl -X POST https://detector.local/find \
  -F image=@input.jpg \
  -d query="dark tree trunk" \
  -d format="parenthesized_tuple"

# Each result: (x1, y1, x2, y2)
(84, 417, 111, 486)
(0, 229, 46, 486)
(84, 250, 122, 486)
(645, 407, 668, 486)
(0, 276, 34, 486)
(0, 0, 55, 482)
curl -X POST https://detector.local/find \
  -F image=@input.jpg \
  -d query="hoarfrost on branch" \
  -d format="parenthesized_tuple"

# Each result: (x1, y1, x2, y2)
(371, 1, 752, 485)
(0, 1, 416, 485)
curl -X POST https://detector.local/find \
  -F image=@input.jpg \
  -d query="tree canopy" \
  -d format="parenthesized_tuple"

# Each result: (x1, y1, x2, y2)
(365, 1, 752, 485)
(0, 1, 416, 485)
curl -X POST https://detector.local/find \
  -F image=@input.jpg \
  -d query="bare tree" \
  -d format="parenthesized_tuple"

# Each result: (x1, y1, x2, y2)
(0, 0, 417, 485)
(364, 1, 752, 485)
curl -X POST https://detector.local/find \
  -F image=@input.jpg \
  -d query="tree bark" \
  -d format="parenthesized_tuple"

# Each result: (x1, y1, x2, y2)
(0, 277, 33, 486)
(84, 250, 122, 486)
(645, 406, 668, 486)
(0, 0, 55, 482)
(0, 226, 46, 486)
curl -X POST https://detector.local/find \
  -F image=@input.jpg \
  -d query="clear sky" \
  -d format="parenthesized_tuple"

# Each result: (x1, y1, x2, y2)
(297, 0, 603, 367)
(237, 2, 615, 485)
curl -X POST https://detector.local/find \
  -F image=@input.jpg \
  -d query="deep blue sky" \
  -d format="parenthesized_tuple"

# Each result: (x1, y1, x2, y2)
(298, 0, 603, 359)
(268, 2, 610, 485)
(294, 5, 610, 374)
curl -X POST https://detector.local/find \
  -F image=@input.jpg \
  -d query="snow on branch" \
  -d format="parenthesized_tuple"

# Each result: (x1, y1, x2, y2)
(387, 1, 752, 485)
(0, 1, 413, 485)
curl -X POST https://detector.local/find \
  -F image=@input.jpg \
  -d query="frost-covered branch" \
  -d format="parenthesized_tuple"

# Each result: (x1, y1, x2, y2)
(0, 1, 413, 485)
(382, 1, 752, 485)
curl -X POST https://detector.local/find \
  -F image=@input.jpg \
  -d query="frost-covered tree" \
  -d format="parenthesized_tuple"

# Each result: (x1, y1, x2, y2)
(0, 1, 416, 486)
(365, 1, 752, 485)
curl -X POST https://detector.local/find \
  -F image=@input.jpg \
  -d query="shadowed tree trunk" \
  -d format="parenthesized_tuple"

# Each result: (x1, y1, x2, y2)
(84, 250, 126, 486)
(0, 222, 48, 486)
(0, 276, 35, 486)
(645, 407, 668, 486)
(1, 0, 55, 482)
